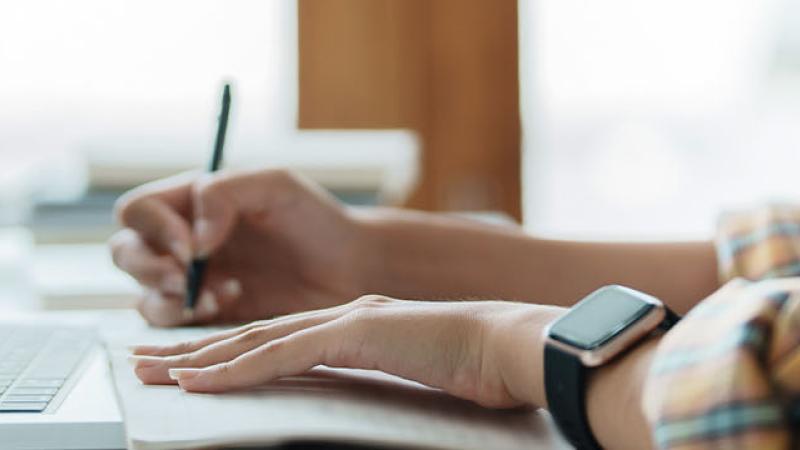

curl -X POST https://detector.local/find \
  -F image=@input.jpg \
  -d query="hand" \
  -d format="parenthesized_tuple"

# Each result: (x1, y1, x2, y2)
(129, 296, 565, 408)
(110, 169, 366, 326)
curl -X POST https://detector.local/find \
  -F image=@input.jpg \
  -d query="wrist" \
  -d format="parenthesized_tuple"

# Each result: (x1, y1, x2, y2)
(348, 208, 392, 295)
(587, 337, 659, 449)
(492, 305, 566, 407)
(350, 207, 449, 296)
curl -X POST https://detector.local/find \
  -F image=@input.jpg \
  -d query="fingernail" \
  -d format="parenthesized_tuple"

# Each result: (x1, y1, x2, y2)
(128, 355, 165, 368)
(221, 279, 242, 298)
(198, 291, 219, 315)
(171, 241, 191, 264)
(169, 368, 202, 381)
(193, 219, 211, 258)
(162, 273, 184, 294)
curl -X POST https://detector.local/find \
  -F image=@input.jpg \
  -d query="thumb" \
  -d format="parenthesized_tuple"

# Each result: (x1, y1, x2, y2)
(191, 174, 238, 257)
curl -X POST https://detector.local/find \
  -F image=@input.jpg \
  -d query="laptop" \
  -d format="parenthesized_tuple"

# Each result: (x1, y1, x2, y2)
(0, 321, 126, 450)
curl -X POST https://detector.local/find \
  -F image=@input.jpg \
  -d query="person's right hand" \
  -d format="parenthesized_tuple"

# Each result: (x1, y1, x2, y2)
(110, 169, 367, 326)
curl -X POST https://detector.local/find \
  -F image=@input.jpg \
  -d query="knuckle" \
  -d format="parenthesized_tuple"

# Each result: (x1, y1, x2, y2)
(213, 361, 234, 380)
(263, 168, 294, 185)
(108, 228, 131, 248)
(168, 353, 191, 366)
(191, 173, 217, 198)
(345, 295, 396, 325)
(108, 233, 128, 268)
(237, 327, 269, 344)
(259, 168, 306, 195)
(352, 294, 393, 309)
(171, 341, 195, 355)
(200, 169, 252, 195)
(172, 347, 206, 366)
(343, 307, 378, 331)
(113, 189, 148, 226)
(108, 230, 141, 271)
(139, 295, 183, 328)
(261, 338, 285, 355)
(232, 321, 264, 336)
(112, 193, 133, 226)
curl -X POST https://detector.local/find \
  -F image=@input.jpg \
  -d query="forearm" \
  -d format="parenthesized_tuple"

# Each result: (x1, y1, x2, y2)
(357, 208, 718, 312)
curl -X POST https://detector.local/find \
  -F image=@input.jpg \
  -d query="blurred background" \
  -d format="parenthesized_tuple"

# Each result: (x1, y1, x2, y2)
(523, 0, 800, 238)
(2, 0, 800, 309)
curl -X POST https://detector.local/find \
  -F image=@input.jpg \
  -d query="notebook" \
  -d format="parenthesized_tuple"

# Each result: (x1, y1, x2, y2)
(102, 318, 568, 450)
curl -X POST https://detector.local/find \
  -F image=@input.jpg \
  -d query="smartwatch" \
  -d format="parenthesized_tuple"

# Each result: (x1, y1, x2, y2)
(543, 285, 680, 449)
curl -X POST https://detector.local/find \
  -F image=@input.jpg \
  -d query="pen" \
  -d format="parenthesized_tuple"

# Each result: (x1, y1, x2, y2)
(184, 83, 231, 318)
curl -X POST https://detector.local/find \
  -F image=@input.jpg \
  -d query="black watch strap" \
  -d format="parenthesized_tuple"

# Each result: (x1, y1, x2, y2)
(545, 306, 681, 449)
(659, 306, 681, 332)
(544, 344, 601, 450)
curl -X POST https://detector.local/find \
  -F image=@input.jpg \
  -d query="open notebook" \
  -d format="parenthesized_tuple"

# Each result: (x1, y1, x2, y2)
(102, 319, 568, 450)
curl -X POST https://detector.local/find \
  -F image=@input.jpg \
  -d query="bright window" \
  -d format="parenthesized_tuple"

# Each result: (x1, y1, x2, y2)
(520, 0, 800, 239)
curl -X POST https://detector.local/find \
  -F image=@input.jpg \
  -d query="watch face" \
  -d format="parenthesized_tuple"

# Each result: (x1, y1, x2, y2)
(550, 286, 655, 350)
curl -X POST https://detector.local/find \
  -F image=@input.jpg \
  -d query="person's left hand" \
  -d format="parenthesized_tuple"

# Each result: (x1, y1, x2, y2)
(129, 296, 564, 408)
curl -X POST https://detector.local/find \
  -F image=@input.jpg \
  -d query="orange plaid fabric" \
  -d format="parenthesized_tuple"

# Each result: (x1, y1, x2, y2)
(643, 205, 800, 449)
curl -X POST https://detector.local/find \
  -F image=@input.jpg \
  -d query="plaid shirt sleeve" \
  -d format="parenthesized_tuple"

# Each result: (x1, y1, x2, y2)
(642, 205, 800, 449)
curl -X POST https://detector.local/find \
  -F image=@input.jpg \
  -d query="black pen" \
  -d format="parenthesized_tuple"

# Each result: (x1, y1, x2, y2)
(184, 83, 231, 318)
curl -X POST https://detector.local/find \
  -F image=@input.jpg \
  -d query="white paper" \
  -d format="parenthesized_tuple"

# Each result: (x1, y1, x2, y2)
(102, 317, 567, 450)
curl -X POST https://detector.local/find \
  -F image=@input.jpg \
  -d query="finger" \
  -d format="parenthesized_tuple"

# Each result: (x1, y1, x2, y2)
(110, 229, 185, 294)
(202, 276, 243, 307)
(168, 318, 352, 392)
(131, 299, 358, 356)
(131, 306, 347, 384)
(115, 176, 196, 264)
(111, 228, 242, 309)
(131, 321, 255, 356)
(136, 289, 220, 328)
(191, 169, 309, 257)
(116, 197, 193, 264)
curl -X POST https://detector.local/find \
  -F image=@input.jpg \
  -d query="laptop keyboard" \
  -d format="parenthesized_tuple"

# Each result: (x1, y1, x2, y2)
(0, 326, 93, 413)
